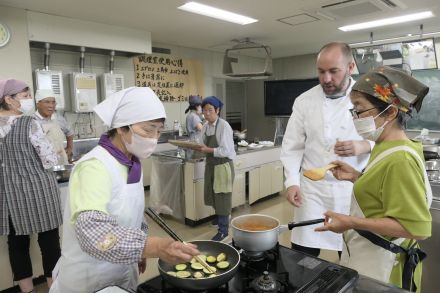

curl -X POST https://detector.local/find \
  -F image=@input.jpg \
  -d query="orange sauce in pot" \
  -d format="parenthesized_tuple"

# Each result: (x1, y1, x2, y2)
(236, 222, 277, 231)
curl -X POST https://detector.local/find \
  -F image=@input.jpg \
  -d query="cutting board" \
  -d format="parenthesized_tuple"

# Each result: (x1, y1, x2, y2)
(168, 139, 203, 150)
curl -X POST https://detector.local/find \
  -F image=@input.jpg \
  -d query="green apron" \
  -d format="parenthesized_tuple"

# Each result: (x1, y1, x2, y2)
(203, 119, 235, 216)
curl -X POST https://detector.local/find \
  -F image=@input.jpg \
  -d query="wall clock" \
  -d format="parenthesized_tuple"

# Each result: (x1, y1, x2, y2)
(0, 22, 11, 47)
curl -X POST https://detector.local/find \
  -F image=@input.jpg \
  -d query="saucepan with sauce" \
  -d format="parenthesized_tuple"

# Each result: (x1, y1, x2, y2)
(231, 214, 324, 252)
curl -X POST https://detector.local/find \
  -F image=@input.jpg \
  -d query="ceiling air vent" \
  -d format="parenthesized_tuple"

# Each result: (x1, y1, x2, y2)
(306, 0, 407, 20)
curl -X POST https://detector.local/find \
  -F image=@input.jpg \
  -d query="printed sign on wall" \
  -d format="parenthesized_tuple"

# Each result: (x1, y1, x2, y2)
(134, 54, 204, 102)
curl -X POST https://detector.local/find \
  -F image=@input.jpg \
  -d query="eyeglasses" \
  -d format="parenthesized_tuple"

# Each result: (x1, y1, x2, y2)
(349, 107, 377, 118)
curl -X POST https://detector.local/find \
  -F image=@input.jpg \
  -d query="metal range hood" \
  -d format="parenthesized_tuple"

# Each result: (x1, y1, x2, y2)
(222, 39, 273, 78)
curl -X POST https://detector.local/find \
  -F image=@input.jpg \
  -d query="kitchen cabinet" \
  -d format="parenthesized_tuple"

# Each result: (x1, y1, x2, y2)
(232, 171, 246, 208)
(249, 161, 284, 205)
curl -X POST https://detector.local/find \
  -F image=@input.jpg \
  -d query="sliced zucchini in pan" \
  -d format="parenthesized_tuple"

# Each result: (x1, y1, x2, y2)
(193, 271, 205, 279)
(167, 271, 177, 277)
(175, 263, 187, 271)
(203, 266, 217, 274)
(190, 262, 204, 270)
(216, 261, 230, 269)
(176, 270, 191, 278)
(206, 255, 217, 263)
(190, 254, 207, 263)
(216, 252, 227, 262)
(207, 273, 217, 278)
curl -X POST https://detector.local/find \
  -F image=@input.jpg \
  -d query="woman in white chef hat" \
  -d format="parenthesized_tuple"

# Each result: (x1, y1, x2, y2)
(50, 87, 200, 293)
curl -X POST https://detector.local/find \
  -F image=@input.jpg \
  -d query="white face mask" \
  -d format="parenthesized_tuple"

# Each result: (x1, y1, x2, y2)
(18, 99, 35, 114)
(353, 105, 392, 142)
(123, 126, 157, 159)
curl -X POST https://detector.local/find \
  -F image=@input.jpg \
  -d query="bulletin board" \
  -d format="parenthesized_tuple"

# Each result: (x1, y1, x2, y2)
(406, 69, 440, 130)
(133, 54, 204, 102)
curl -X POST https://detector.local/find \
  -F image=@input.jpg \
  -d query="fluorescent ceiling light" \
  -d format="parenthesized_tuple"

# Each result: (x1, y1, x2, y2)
(339, 11, 434, 32)
(349, 30, 440, 47)
(178, 2, 258, 25)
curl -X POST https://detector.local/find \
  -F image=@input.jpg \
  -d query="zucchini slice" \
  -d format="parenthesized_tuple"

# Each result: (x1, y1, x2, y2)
(175, 263, 187, 271)
(203, 266, 217, 274)
(216, 261, 230, 269)
(193, 271, 205, 279)
(176, 270, 191, 278)
(167, 271, 177, 277)
(206, 255, 217, 263)
(190, 262, 204, 270)
(216, 252, 227, 262)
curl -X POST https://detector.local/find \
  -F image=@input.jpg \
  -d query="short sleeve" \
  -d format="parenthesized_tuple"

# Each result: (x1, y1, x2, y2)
(69, 159, 113, 223)
(382, 158, 432, 237)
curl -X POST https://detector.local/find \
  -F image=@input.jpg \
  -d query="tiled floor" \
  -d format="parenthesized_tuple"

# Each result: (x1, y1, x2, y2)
(34, 191, 338, 293)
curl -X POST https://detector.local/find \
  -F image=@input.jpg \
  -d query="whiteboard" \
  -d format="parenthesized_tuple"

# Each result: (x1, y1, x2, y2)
(406, 70, 440, 130)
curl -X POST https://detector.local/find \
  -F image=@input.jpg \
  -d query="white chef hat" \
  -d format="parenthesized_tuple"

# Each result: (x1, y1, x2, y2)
(35, 89, 56, 102)
(94, 87, 166, 129)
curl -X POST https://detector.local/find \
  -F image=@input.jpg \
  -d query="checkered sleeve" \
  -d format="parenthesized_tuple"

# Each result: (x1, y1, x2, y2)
(75, 210, 147, 264)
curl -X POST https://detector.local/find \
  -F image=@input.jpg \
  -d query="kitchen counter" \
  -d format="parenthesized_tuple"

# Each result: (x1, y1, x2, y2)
(149, 146, 284, 225)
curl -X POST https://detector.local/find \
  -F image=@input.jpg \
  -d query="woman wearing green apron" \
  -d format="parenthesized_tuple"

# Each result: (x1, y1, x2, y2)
(195, 96, 235, 241)
(315, 66, 432, 292)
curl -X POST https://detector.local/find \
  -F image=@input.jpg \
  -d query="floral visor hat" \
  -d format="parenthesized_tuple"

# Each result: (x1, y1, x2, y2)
(352, 66, 429, 113)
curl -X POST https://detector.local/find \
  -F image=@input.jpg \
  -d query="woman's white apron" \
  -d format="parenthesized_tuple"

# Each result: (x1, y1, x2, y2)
(50, 146, 145, 293)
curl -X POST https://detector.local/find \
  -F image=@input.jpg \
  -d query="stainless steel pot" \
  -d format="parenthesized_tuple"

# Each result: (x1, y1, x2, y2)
(423, 145, 439, 153)
(231, 214, 324, 252)
(426, 160, 440, 171)
(52, 164, 74, 182)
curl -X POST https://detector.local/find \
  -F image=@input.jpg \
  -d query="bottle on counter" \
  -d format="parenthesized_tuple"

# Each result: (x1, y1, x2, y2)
(173, 120, 183, 137)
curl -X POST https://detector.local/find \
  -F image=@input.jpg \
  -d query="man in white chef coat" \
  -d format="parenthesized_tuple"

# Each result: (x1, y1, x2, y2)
(280, 42, 372, 257)
(34, 89, 74, 165)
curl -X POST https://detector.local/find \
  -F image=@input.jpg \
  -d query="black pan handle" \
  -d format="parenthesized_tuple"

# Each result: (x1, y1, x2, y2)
(287, 218, 325, 230)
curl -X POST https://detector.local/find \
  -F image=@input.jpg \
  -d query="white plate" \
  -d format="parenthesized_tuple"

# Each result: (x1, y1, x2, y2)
(248, 143, 264, 149)
(258, 141, 274, 146)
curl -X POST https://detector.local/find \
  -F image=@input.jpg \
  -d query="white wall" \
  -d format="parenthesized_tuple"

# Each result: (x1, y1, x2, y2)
(0, 6, 33, 87)
(0, 5, 265, 138)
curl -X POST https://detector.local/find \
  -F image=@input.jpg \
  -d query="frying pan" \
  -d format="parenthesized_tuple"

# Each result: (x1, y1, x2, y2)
(145, 208, 240, 291)
(158, 240, 240, 291)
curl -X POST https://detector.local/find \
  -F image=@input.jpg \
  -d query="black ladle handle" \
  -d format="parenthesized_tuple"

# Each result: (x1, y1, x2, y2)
(287, 218, 325, 230)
